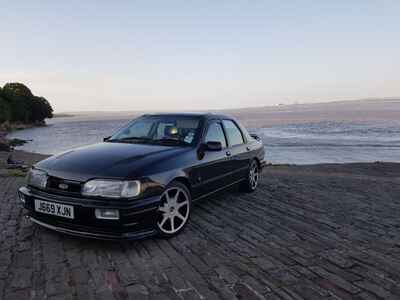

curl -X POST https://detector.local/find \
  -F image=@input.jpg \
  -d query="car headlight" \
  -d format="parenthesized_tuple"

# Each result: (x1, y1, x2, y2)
(82, 180, 141, 198)
(27, 168, 48, 189)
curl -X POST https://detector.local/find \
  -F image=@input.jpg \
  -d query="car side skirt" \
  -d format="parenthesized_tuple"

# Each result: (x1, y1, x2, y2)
(192, 178, 246, 202)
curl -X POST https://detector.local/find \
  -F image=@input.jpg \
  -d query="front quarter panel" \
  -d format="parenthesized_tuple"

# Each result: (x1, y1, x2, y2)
(136, 148, 200, 198)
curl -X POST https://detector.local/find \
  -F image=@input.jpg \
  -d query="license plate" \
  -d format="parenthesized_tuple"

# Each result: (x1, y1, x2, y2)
(34, 199, 74, 219)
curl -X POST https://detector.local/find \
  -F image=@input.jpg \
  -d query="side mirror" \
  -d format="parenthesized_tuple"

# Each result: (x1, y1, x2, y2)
(103, 136, 111, 142)
(250, 133, 261, 141)
(205, 141, 222, 151)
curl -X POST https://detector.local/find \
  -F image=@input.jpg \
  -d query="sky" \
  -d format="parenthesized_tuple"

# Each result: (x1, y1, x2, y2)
(1, 0, 400, 112)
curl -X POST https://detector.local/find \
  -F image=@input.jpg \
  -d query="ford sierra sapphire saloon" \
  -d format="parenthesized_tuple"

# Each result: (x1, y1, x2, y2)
(19, 113, 266, 240)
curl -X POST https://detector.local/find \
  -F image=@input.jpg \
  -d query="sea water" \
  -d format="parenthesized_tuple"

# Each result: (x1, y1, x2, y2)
(8, 117, 400, 164)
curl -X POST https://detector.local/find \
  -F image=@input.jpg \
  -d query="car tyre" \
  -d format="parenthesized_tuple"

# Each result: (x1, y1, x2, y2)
(156, 181, 191, 238)
(241, 159, 260, 193)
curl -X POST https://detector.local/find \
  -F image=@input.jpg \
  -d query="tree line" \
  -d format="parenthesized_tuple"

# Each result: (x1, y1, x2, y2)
(0, 83, 53, 124)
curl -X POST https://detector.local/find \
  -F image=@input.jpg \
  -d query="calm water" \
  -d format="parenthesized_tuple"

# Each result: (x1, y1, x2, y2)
(8, 118, 400, 164)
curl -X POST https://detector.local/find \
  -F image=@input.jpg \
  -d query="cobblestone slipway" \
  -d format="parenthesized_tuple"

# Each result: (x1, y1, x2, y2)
(1, 163, 400, 299)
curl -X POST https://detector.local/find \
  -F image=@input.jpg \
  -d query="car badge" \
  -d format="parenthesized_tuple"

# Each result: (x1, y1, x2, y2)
(59, 183, 69, 190)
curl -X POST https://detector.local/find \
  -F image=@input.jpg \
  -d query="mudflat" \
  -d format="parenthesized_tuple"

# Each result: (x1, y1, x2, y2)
(1, 151, 400, 299)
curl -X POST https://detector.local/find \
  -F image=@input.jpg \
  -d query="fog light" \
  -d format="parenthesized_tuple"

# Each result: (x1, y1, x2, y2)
(95, 209, 119, 220)
(18, 192, 26, 203)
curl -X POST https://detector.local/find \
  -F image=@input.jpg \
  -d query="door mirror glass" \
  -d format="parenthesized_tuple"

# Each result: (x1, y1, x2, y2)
(205, 141, 222, 151)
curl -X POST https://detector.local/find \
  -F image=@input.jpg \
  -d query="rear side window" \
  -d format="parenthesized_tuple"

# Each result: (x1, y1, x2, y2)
(204, 121, 227, 148)
(222, 120, 244, 146)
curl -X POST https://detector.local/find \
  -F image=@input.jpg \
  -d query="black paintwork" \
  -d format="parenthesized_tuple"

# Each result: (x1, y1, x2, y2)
(19, 113, 266, 240)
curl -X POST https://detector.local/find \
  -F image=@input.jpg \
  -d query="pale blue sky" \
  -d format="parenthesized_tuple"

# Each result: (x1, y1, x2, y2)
(1, 0, 399, 112)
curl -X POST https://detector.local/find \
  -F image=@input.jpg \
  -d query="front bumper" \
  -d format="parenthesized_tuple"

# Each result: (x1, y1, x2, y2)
(18, 186, 160, 240)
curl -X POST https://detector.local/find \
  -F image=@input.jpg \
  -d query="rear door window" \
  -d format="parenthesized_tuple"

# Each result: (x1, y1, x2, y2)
(222, 120, 244, 146)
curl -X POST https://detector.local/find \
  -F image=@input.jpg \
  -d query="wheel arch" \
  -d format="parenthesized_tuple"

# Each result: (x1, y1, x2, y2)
(169, 176, 192, 195)
(253, 157, 261, 169)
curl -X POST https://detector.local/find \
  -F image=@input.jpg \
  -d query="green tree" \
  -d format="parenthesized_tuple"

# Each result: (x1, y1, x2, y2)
(1, 82, 53, 124)
(0, 88, 12, 123)
(3, 83, 34, 97)
(2, 83, 31, 122)
(30, 96, 53, 122)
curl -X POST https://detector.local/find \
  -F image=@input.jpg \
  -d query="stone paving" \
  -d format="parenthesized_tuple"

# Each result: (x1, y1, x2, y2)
(1, 163, 400, 299)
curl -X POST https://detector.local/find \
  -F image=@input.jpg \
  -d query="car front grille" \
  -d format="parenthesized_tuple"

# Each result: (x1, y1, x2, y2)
(46, 176, 82, 196)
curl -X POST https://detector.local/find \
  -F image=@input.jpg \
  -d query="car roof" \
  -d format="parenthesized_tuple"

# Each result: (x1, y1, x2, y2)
(143, 112, 234, 120)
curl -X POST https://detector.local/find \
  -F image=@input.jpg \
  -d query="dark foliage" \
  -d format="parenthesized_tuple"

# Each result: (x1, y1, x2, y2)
(0, 93, 12, 123)
(0, 83, 53, 124)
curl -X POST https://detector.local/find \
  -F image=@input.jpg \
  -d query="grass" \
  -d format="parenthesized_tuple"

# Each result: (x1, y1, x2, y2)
(7, 170, 26, 177)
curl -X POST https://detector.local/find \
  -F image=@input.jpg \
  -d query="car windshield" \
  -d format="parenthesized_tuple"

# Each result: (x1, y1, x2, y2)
(108, 115, 201, 146)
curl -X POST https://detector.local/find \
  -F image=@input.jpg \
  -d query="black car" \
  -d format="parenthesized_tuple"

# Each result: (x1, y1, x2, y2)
(18, 113, 266, 240)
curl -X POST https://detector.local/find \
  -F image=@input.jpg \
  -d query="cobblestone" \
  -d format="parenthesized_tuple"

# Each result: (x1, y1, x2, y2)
(1, 162, 400, 299)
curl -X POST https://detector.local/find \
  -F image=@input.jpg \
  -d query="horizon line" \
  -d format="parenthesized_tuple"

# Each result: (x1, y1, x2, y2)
(53, 97, 400, 114)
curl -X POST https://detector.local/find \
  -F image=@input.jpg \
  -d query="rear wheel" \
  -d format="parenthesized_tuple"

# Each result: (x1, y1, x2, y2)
(156, 182, 191, 237)
(241, 159, 260, 193)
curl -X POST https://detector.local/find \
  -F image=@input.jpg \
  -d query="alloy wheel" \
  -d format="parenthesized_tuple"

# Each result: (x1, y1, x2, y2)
(157, 187, 190, 234)
(249, 162, 259, 190)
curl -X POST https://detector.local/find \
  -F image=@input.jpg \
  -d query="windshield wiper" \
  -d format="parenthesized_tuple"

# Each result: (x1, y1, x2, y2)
(108, 137, 152, 143)
(108, 137, 188, 146)
(154, 138, 188, 146)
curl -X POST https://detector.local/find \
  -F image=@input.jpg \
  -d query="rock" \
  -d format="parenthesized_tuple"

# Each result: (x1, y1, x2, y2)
(0, 140, 10, 152)
(5, 154, 28, 171)
(8, 138, 29, 147)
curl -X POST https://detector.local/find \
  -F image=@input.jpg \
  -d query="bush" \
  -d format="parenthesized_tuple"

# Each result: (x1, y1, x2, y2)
(0, 83, 53, 124)
(0, 96, 11, 123)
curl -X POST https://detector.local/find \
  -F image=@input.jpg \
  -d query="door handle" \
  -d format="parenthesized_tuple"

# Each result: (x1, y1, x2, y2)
(226, 151, 231, 157)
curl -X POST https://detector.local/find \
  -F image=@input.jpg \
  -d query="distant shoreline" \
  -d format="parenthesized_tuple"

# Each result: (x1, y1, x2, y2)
(53, 97, 400, 116)
(53, 113, 75, 118)
(48, 98, 400, 129)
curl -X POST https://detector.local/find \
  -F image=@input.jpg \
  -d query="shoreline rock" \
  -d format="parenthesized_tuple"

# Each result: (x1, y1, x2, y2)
(0, 121, 45, 152)
(0, 150, 49, 171)
(0, 141, 10, 152)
